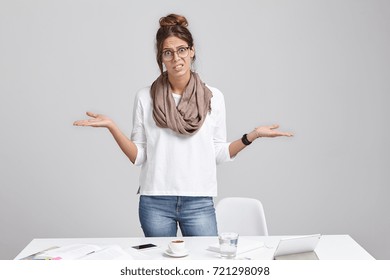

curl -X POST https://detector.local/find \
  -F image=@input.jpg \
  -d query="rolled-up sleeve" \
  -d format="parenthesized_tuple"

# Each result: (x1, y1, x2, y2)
(213, 89, 235, 164)
(131, 92, 147, 166)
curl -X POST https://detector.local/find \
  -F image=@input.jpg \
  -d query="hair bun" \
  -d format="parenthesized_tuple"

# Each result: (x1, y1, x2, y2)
(159, 14, 188, 28)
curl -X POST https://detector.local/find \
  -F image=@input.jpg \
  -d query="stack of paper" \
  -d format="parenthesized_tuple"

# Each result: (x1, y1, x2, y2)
(21, 244, 134, 260)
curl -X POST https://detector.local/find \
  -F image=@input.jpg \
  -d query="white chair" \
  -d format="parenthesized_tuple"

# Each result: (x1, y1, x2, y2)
(215, 197, 268, 236)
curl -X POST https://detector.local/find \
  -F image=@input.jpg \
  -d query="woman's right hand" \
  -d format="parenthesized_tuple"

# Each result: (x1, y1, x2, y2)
(74, 111, 137, 163)
(73, 112, 114, 129)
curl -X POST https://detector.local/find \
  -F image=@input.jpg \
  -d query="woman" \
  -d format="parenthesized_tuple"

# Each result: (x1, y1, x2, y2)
(73, 14, 292, 237)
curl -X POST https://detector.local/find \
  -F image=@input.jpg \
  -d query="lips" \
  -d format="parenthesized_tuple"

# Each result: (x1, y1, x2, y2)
(173, 64, 184, 71)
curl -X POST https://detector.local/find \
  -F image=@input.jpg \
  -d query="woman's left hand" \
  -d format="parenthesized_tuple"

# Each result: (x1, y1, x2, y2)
(253, 124, 293, 139)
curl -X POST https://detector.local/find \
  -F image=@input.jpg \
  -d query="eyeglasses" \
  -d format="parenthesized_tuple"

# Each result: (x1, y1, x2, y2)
(162, 46, 191, 61)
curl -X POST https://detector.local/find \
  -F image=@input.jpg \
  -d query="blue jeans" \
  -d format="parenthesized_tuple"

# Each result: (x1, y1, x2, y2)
(139, 195, 218, 237)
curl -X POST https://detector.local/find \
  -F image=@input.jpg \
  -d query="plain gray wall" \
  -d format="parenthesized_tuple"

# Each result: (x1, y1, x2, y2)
(1, 0, 389, 259)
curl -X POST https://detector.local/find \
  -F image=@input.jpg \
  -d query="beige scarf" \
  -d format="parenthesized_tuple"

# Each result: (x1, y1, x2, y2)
(150, 72, 212, 135)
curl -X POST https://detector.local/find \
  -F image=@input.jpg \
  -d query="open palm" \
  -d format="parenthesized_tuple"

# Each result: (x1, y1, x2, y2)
(73, 112, 113, 128)
(254, 124, 293, 138)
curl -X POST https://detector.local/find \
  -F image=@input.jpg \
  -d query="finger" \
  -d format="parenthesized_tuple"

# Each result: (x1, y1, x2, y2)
(86, 111, 97, 118)
(87, 119, 102, 123)
(73, 120, 85, 126)
(275, 131, 294, 137)
(73, 120, 89, 126)
(269, 124, 279, 130)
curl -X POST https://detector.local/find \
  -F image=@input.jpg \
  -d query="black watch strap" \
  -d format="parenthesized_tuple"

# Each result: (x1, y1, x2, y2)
(241, 134, 252, 145)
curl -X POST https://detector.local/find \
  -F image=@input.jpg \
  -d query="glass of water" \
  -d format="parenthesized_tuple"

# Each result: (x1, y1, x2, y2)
(218, 232, 239, 259)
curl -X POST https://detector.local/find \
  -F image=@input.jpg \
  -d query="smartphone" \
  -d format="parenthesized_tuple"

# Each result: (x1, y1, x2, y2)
(132, 243, 157, 250)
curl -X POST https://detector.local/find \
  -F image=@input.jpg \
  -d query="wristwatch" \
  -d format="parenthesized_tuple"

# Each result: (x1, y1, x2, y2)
(241, 134, 252, 145)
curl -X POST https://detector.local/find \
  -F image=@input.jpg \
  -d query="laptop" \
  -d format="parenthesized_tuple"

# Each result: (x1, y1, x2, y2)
(273, 234, 321, 260)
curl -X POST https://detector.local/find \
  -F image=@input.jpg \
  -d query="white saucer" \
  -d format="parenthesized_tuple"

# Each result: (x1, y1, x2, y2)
(164, 249, 189, 258)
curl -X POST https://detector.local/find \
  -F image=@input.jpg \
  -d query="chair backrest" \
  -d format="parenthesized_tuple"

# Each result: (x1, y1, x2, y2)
(216, 197, 268, 236)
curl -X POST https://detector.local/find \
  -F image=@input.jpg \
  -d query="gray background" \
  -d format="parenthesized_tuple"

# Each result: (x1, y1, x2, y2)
(0, 0, 389, 259)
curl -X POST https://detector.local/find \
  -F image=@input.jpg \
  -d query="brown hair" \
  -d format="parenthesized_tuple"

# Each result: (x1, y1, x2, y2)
(156, 14, 195, 74)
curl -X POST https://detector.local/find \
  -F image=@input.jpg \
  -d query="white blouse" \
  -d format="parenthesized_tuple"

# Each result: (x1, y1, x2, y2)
(131, 85, 233, 197)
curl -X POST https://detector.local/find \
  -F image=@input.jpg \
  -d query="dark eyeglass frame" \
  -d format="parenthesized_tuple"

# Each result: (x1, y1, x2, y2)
(162, 46, 192, 61)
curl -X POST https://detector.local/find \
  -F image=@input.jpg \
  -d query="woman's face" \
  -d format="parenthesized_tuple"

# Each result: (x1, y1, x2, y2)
(162, 36, 194, 79)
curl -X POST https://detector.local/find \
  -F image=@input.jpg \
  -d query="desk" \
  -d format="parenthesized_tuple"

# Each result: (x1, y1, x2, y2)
(14, 235, 374, 260)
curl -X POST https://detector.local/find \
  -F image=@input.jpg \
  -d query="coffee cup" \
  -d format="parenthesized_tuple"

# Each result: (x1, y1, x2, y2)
(168, 240, 186, 254)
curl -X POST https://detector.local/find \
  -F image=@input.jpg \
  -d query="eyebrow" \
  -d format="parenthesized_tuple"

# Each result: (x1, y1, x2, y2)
(162, 45, 188, 51)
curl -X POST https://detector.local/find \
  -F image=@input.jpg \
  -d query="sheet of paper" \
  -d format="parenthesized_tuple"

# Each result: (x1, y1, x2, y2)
(207, 239, 265, 254)
(39, 244, 102, 260)
(81, 245, 134, 260)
